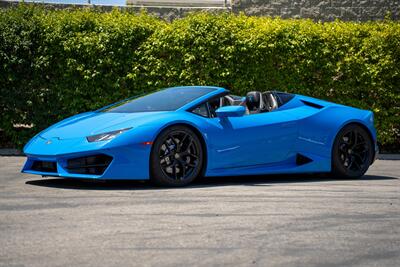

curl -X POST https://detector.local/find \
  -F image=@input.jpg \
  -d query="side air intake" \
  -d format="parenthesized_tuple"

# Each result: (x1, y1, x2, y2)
(296, 154, 313, 165)
(301, 100, 324, 109)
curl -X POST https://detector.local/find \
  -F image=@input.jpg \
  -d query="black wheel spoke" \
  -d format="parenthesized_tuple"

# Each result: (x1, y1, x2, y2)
(177, 133, 188, 152)
(180, 151, 198, 159)
(173, 164, 178, 179)
(352, 152, 364, 162)
(354, 141, 366, 148)
(352, 131, 358, 148)
(188, 153, 198, 159)
(348, 131, 354, 145)
(182, 138, 193, 153)
(353, 160, 362, 171)
(347, 160, 353, 169)
(355, 147, 367, 153)
(187, 162, 198, 168)
(160, 146, 173, 158)
(168, 135, 178, 147)
(179, 161, 186, 177)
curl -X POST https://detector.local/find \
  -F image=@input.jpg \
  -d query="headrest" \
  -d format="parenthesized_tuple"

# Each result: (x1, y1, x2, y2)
(246, 91, 262, 111)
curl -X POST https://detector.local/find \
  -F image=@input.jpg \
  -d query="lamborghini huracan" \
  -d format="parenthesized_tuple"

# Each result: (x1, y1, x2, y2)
(22, 86, 378, 186)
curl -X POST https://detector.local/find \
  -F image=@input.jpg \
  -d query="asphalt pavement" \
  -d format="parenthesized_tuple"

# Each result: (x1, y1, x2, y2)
(0, 157, 399, 267)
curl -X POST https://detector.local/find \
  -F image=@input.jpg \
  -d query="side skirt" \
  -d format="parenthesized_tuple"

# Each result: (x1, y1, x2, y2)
(205, 152, 331, 177)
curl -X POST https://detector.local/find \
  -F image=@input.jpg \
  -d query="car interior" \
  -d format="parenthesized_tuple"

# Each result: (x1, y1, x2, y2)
(217, 91, 280, 115)
(191, 91, 294, 118)
(244, 91, 279, 114)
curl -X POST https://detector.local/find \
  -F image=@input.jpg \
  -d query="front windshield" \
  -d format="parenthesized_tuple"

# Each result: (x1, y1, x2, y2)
(103, 87, 215, 113)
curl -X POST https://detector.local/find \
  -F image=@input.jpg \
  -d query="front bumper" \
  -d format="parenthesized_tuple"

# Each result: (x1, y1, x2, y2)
(22, 145, 151, 180)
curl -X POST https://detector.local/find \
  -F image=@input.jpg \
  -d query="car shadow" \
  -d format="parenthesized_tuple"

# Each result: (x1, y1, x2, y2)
(25, 174, 398, 191)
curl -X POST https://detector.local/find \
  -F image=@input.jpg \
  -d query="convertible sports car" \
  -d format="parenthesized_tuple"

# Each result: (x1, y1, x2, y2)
(22, 86, 378, 186)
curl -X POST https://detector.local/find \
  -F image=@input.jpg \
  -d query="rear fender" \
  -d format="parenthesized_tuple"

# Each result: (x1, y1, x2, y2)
(297, 106, 375, 161)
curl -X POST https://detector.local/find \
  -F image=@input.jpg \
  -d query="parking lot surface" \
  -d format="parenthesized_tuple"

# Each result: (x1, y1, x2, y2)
(0, 157, 399, 267)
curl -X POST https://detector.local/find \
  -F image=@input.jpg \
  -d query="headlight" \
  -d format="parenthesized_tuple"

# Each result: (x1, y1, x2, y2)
(86, 128, 132, 142)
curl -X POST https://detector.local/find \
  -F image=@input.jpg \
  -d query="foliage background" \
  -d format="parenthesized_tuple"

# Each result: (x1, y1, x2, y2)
(0, 5, 399, 151)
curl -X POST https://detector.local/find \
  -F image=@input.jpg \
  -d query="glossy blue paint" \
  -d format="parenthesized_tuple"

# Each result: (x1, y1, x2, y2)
(22, 86, 378, 180)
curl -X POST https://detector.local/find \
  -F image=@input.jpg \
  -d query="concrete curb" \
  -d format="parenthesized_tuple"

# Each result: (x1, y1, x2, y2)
(377, 154, 400, 160)
(0, 148, 399, 159)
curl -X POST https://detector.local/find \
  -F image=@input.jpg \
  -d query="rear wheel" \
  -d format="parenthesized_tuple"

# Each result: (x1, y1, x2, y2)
(150, 126, 203, 187)
(332, 124, 373, 178)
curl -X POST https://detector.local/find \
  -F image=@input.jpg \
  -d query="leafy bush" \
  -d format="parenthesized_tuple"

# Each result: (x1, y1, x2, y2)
(0, 5, 163, 147)
(1, 5, 399, 151)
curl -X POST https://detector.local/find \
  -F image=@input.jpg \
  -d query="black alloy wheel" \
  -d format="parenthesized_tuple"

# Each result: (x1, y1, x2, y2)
(150, 126, 203, 186)
(332, 124, 373, 178)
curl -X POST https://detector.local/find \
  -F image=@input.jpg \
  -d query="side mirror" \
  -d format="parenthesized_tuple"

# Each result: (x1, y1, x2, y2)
(215, 106, 246, 118)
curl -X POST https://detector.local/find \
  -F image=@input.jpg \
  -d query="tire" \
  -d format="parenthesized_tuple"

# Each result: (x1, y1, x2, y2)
(332, 124, 373, 178)
(150, 125, 204, 187)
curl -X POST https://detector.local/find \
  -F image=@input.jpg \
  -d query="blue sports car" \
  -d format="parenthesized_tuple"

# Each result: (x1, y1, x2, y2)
(22, 86, 378, 186)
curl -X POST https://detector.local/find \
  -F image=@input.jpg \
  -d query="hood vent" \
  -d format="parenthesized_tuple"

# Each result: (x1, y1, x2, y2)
(301, 100, 323, 109)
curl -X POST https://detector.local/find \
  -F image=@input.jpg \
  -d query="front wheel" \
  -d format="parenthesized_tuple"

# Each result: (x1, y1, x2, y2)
(332, 124, 373, 178)
(150, 126, 203, 187)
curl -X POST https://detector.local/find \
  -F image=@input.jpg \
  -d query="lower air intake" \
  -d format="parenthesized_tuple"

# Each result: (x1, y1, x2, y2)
(66, 154, 113, 175)
(31, 160, 58, 173)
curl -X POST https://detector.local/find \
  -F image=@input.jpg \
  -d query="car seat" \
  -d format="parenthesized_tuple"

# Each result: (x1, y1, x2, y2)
(246, 91, 265, 114)
(263, 91, 278, 112)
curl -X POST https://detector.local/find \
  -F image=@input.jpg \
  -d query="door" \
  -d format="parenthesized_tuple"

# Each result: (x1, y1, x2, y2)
(205, 110, 298, 170)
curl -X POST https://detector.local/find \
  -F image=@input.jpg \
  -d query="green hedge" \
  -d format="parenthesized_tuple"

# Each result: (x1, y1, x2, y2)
(1, 5, 399, 151)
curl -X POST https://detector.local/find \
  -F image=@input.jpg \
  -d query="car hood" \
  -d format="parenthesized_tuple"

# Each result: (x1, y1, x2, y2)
(40, 111, 169, 139)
